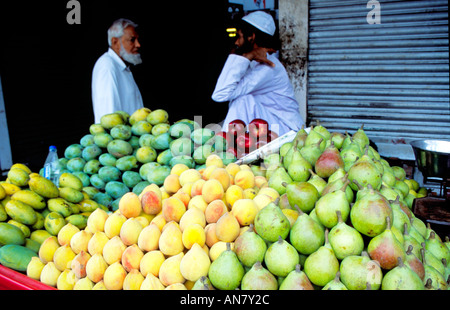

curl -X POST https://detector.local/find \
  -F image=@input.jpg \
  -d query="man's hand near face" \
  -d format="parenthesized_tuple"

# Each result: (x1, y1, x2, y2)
(242, 46, 276, 67)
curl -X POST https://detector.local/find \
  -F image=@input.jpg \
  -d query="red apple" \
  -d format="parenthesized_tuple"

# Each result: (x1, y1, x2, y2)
(267, 130, 278, 142)
(227, 119, 246, 136)
(216, 131, 234, 146)
(255, 140, 268, 149)
(236, 131, 256, 153)
(248, 118, 269, 139)
(226, 146, 237, 158)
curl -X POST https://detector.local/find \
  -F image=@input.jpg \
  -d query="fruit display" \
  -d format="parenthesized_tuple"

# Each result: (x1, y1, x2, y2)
(45, 108, 240, 211)
(1, 112, 449, 290)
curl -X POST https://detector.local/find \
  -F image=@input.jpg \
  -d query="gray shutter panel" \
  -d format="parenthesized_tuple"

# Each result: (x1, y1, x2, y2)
(307, 0, 449, 157)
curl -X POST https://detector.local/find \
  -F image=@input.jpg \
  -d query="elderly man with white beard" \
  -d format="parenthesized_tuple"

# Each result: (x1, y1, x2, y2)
(91, 18, 144, 123)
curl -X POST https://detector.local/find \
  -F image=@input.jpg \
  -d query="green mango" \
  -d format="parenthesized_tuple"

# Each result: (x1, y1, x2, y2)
(7, 168, 30, 187)
(93, 132, 113, 148)
(65, 214, 88, 230)
(64, 144, 83, 159)
(146, 165, 171, 186)
(66, 157, 86, 172)
(122, 171, 143, 189)
(72, 171, 91, 187)
(132, 181, 150, 196)
(191, 128, 215, 145)
(151, 123, 170, 136)
(169, 155, 195, 169)
(99, 153, 117, 167)
(139, 162, 160, 180)
(82, 145, 102, 161)
(138, 133, 155, 147)
(0, 222, 25, 246)
(131, 120, 153, 136)
(93, 192, 113, 208)
(11, 189, 46, 210)
(169, 121, 193, 139)
(89, 174, 106, 190)
(80, 134, 95, 147)
(170, 137, 194, 157)
(47, 198, 73, 217)
(135, 146, 157, 164)
(98, 166, 122, 183)
(151, 132, 173, 150)
(157, 149, 173, 166)
(89, 124, 106, 135)
(5, 200, 37, 226)
(105, 181, 130, 199)
(116, 155, 138, 171)
(0, 244, 38, 272)
(107, 139, 133, 158)
(110, 124, 132, 140)
(192, 144, 214, 165)
(44, 211, 67, 236)
(100, 113, 125, 130)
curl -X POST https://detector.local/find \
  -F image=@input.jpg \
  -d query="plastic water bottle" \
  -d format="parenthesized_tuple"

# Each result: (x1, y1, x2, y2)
(43, 145, 61, 186)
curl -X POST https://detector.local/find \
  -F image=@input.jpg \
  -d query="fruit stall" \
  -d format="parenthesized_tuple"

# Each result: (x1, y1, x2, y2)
(1, 107, 449, 291)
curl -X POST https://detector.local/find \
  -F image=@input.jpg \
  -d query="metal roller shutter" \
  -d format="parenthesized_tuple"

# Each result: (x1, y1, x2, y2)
(307, 0, 449, 158)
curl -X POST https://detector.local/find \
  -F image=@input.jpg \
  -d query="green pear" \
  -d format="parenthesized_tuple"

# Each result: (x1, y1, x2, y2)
(314, 141, 344, 179)
(234, 224, 267, 268)
(313, 121, 331, 141)
(241, 262, 278, 290)
(293, 125, 308, 149)
(268, 166, 292, 196)
(329, 210, 364, 260)
(315, 180, 350, 229)
(254, 199, 290, 242)
(283, 181, 319, 213)
(367, 216, 406, 270)
(307, 169, 327, 195)
(305, 126, 326, 151)
(421, 247, 448, 290)
(264, 236, 300, 277)
(352, 124, 370, 150)
(289, 206, 325, 255)
(279, 264, 314, 290)
(347, 147, 382, 191)
(208, 243, 244, 290)
(381, 257, 424, 290)
(322, 271, 348, 290)
(300, 138, 324, 166)
(340, 251, 383, 290)
(425, 231, 450, 261)
(350, 186, 393, 237)
(330, 132, 345, 150)
(403, 223, 423, 261)
(404, 245, 425, 281)
(287, 150, 312, 182)
(304, 229, 340, 287)
(389, 196, 411, 233)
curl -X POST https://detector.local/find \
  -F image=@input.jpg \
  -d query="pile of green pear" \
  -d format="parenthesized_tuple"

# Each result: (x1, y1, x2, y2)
(210, 124, 449, 290)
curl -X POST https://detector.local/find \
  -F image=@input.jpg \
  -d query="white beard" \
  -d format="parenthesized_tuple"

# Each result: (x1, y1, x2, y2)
(120, 43, 142, 65)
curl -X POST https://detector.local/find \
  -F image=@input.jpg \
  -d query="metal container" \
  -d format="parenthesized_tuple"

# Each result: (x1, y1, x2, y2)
(410, 139, 450, 180)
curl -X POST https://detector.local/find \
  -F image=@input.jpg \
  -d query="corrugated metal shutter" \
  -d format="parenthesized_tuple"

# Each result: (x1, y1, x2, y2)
(307, 0, 450, 146)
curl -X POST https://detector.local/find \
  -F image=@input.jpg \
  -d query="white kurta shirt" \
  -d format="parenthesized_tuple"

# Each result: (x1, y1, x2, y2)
(91, 48, 144, 123)
(212, 53, 304, 137)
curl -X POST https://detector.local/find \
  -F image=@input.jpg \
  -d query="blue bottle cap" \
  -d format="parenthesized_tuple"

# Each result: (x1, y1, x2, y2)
(49, 145, 57, 151)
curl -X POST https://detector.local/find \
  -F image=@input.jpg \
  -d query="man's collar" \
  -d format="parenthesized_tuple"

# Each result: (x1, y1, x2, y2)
(108, 47, 129, 71)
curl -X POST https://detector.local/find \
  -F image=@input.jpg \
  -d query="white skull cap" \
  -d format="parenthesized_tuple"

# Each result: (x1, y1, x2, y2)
(242, 11, 276, 36)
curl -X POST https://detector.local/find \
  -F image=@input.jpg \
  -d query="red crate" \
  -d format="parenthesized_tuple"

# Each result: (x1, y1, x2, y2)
(0, 264, 56, 290)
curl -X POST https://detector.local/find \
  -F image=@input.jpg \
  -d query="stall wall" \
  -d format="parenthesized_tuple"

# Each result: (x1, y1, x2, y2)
(306, 0, 449, 156)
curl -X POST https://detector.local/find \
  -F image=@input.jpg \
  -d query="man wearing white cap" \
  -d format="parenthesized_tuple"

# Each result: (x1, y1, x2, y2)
(212, 11, 304, 137)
